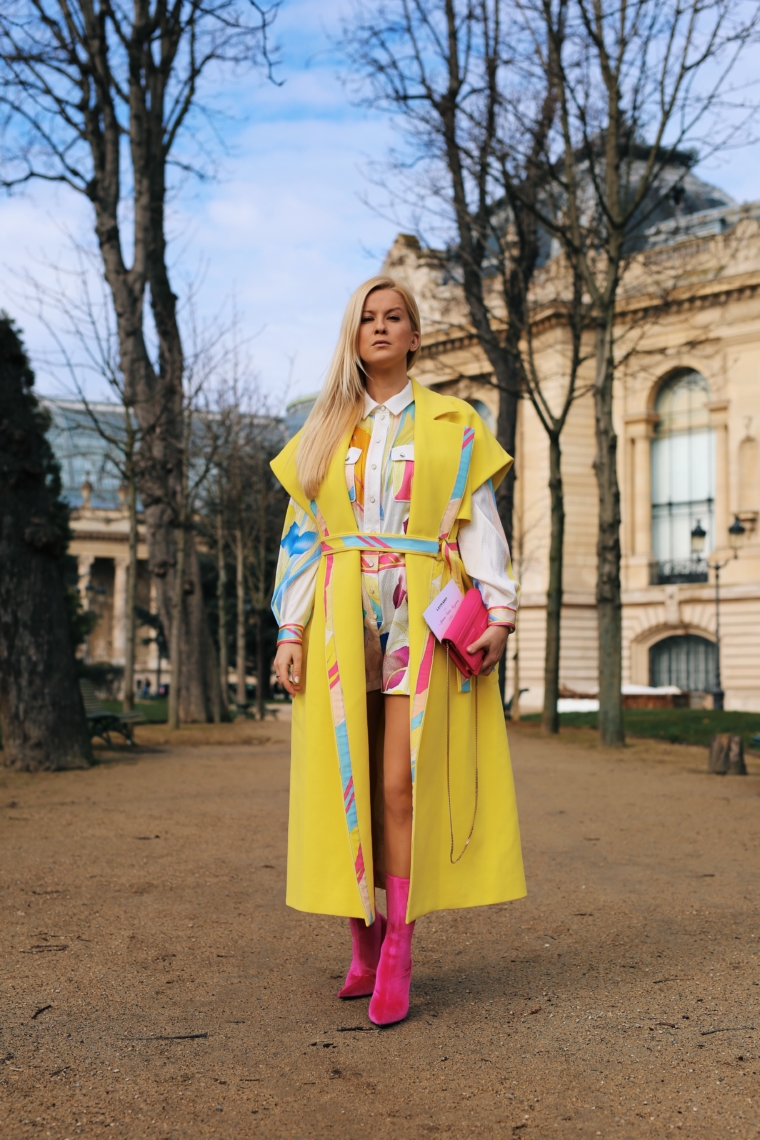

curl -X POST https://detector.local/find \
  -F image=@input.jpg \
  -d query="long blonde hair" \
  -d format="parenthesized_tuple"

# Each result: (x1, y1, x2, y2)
(296, 275, 421, 499)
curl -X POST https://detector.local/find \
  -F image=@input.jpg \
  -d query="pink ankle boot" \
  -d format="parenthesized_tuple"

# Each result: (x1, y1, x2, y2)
(338, 912, 387, 998)
(368, 874, 415, 1025)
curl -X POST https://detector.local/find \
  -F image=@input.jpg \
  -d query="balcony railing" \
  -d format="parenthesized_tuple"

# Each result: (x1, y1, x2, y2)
(650, 559, 708, 585)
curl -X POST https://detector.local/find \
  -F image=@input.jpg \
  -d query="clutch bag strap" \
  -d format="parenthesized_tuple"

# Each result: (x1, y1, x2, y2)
(445, 645, 479, 863)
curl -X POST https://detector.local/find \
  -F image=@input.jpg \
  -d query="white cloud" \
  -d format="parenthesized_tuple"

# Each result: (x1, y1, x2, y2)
(1, 0, 758, 407)
(0, 0, 399, 405)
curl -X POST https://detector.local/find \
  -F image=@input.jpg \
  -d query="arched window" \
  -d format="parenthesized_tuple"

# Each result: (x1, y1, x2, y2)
(649, 634, 716, 692)
(651, 370, 714, 583)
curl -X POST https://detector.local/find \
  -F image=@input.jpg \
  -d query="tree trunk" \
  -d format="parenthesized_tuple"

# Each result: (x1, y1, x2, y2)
(203, 618, 225, 725)
(593, 316, 624, 747)
(493, 351, 519, 710)
(255, 610, 265, 721)
(167, 521, 186, 731)
(0, 318, 92, 770)
(512, 635, 521, 723)
(217, 507, 229, 712)
(495, 377, 519, 551)
(499, 645, 508, 712)
(122, 454, 138, 714)
(542, 433, 565, 735)
(236, 528, 246, 711)
(83, 67, 219, 726)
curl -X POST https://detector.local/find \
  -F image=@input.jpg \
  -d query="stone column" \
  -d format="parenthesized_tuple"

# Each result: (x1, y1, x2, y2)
(708, 400, 730, 552)
(624, 412, 659, 588)
(112, 556, 128, 665)
(77, 554, 95, 607)
(148, 578, 160, 683)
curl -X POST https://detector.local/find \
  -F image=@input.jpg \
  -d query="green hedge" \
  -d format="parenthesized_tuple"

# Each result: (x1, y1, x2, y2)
(520, 708, 760, 749)
(101, 698, 168, 724)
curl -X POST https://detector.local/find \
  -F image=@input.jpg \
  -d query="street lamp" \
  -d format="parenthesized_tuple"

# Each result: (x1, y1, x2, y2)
(694, 515, 746, 711)
(728, 514, 746, 552)
(690, 520, 706, 558)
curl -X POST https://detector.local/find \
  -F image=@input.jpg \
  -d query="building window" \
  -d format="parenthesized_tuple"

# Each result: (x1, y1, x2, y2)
(649, 634, 716, 691)
(650, 370, 713, 584)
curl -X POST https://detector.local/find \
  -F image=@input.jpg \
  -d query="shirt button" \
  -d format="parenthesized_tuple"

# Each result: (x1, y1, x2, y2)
(371, 463, 377, 470)
(370, 496, 376, 503)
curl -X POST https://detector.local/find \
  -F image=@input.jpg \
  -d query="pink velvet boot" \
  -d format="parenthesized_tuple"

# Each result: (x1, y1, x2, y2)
(338, 912, 387, 998)
(368, 874, 415, 1025)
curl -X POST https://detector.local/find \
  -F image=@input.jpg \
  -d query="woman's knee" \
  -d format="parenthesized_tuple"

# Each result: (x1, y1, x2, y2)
(384, 772, 412, 820)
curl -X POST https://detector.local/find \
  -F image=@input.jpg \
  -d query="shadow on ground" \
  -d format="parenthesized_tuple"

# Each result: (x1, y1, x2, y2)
(1, 720, 759, 1138)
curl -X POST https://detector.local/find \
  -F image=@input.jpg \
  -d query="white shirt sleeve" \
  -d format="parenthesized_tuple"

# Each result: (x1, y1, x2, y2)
(458, 479, 519, 626)
(271, 498, 321, 643)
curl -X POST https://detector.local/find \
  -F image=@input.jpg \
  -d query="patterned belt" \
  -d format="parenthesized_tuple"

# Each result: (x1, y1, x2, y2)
(320, 533, 458, 560)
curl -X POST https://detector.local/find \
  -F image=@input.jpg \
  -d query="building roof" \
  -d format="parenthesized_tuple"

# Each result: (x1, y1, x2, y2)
(43, 399, 128, 510)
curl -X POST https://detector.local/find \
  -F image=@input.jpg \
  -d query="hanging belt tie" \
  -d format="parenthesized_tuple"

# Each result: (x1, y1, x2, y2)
(320, 533, 458, 560)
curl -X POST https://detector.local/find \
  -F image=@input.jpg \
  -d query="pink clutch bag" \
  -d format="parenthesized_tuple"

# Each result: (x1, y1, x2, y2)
(441, 587, 489, 679)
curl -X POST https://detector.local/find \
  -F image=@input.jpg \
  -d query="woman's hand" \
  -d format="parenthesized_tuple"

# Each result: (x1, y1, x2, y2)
(467, 625, 510, 677)
(274, 643, 303, 696)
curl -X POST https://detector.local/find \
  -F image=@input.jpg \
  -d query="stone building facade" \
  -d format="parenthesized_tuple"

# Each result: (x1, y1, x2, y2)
(46, 400, 158, 691)
(383, 194, 760, 712)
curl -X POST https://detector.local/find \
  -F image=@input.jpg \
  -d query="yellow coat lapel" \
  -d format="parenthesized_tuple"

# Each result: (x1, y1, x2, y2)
(408, 379, 465, 540)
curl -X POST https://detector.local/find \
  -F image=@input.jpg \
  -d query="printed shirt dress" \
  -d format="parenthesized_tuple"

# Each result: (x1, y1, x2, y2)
(272, 381, 519, 696)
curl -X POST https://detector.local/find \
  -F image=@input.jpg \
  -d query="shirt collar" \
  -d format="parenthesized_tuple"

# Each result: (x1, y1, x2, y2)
(363, 379, 414, 418)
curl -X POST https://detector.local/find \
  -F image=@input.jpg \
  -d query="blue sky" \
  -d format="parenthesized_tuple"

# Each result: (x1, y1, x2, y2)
(1, 0, 758, 407)
(0, 0, 399, 406)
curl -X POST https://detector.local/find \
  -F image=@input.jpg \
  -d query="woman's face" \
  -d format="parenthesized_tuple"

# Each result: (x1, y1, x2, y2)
(358, 289, 420, 374)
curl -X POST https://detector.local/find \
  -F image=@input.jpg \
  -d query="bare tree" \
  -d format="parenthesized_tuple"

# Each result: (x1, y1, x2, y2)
(343, 0, 557, 554)
(0, 0, 279, 721)
(164, 315, 232, 730)
(200, 376, 287, 720)
(244, 422, 287, 720)
(25, 260, 161, 712)
(345, 1, 603, 726)
(522, 264, 592, 732)
(517, 0, 760, 744)
(215, 466, 230, 714)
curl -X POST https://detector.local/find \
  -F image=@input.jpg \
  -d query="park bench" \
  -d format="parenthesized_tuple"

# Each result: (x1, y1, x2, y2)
(79, 678, 143, 746)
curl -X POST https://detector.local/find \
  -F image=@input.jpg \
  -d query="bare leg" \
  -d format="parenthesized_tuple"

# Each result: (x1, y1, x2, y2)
(338, 689, 387, 1000)
(366, 689, 382, 796)
(368, 694, 415, 1025)
(382, 695, 412, 878)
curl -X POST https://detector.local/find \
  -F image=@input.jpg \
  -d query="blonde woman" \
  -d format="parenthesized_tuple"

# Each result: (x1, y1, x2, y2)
(271, 276, 525, 1026)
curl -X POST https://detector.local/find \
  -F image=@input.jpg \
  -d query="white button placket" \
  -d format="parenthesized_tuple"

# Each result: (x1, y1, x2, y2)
(365, 408, 388, 531)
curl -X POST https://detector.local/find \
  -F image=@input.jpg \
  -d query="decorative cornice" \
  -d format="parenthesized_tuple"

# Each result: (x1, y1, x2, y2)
(418, 272, 760, 362)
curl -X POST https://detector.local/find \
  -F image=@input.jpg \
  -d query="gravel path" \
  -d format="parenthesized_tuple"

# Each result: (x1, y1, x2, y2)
(1, 718, 759, 1139)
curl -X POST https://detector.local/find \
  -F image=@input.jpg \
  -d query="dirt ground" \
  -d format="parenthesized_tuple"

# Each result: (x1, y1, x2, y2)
(2, 715, 760, 1140)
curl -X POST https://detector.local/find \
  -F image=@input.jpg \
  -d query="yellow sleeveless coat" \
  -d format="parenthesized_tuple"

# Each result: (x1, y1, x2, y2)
(271, 380, 526, 924)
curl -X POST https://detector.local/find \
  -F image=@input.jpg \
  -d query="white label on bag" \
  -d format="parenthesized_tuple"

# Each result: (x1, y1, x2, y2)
(423, 579, 464, 642)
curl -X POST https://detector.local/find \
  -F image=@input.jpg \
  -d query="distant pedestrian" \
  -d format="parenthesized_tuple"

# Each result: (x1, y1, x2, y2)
(142, 679, 151, 700)
(271, 276, 524, 1025)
